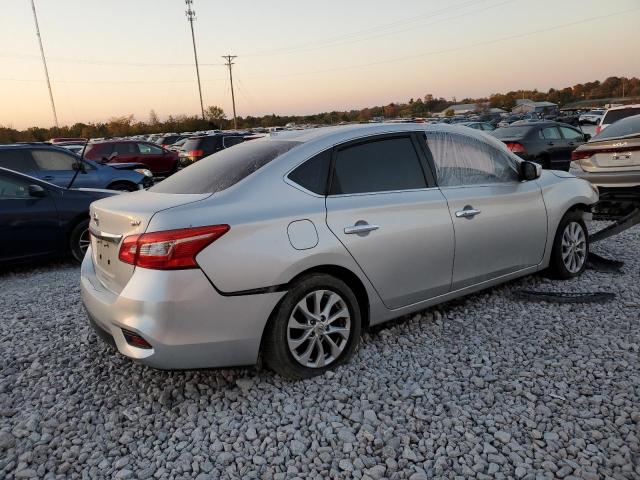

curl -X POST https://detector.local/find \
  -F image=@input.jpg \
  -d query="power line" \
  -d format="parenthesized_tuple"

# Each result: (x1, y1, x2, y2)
(185, 0, 205, 120)
(222, 55, 238, 129)
(30, 0, 58, 128)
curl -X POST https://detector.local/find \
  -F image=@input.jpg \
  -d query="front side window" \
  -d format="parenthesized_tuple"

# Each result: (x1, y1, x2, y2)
(138, 143, 164, 155)
(31, 150, 77, 171)
(559, 126, 583, 140)
(0, 173, 31, 198)
(330, 137, 426, 195)
(425, 132, 519, 187)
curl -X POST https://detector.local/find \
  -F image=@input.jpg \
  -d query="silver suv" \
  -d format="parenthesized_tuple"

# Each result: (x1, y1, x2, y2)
(81, 124, 597, 379)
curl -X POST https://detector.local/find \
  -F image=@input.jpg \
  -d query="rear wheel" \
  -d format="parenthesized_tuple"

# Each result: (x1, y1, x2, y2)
(549, 210, 588, 279)
(70, 219, 90, 263)
(107, 181, 137, 192)
(263, 274, 361, 380)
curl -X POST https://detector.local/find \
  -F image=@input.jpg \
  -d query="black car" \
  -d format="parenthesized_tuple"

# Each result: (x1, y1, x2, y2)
(492, 121, 589, 171)
(0, 167, 117, 265)
(0, 144, 152, 191)
(156, 134, 186, 147)
(179, 133, 246, 168)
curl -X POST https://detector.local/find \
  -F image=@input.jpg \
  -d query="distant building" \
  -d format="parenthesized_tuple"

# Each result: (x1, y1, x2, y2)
(512, 99, 558, 115)
(436, 103, 478, 117)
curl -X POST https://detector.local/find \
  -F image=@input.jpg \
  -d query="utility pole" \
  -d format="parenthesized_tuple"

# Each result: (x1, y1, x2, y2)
(222, 55, 238, 129)
(30, 0, 58, 129)
(185, 0, 205, 120)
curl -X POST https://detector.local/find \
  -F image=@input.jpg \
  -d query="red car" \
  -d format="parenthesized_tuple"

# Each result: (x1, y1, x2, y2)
(84, 141, 179, 176)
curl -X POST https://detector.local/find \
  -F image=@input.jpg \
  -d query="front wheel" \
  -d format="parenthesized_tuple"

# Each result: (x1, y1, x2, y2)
(549, 210, 589, 279)
(70, 219, 90, 263)
(262, 274, 361, 380)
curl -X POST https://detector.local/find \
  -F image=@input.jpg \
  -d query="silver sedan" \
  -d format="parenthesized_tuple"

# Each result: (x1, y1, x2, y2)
(81, 124, 598, 379)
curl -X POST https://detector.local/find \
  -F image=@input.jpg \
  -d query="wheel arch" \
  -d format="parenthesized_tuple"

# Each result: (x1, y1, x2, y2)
(258, 264, 371, 356)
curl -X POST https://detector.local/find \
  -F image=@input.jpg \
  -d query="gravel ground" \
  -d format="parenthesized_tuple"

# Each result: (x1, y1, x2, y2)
(1, 224, 639, 480)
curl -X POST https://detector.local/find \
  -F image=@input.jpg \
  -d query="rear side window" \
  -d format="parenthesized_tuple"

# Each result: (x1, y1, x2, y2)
(559, 126, 583, 140)
(288, 149, 331, 195)
(539, 127, 561, 140)
(223, 136, 244, 148)
(31, 150, 78, 171)
(114, 143, 136, 154)
(492, 126, 531, 139)
(330, 137, 426, 195)
(0, 172, 31, 198)
(0, 150, 36, 173)
(138, 143, 163, 154)
(603, 108, 640, 125)
(151, 140, 301, 194)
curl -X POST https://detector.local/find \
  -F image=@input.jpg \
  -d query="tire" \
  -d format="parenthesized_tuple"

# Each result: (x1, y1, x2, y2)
(262, 274, 361, 380)
(70, 219, 90, 264)
(107, 181, 137, 192)
(548, 210, 589, 279)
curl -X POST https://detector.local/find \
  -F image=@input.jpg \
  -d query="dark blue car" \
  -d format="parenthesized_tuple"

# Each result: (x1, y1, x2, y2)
(0, 143, 153, 191)
(0, 167, 118, 265)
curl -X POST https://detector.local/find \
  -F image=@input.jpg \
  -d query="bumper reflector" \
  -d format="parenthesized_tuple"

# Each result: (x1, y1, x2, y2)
(122, 329, 152, 349)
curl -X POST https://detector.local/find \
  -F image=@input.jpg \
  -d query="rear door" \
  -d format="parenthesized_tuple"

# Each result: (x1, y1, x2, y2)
(423, 131, 547, 290)
(325, 134, 454, 309)
(539, 126, 565, 168)
(0, 171, 61, 261)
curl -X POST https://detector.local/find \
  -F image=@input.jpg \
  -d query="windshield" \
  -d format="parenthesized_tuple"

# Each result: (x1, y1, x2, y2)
(593, 114, 640, 140)
(150, 139, 301, 194)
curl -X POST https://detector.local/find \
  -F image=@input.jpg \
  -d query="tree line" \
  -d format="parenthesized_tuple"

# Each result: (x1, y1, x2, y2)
(1, 76, 638, 143)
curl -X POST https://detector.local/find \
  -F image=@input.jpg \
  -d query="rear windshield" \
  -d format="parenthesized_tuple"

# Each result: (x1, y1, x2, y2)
(603, 108, 640, 125)
(593, 114, 640, 140)
(150, 140, 301, 194)
(492, 126, 532, 139)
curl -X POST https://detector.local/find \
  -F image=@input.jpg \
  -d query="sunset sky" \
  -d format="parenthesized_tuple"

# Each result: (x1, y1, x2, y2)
(1, 0, 639, 129)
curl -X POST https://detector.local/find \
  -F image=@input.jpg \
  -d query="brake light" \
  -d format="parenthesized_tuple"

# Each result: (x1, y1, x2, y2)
(595, 125, 602, 135)
(187, 149, 204, 157)
(119, 225, 230, 270)
(505, 142, 525, 153)
(571, 150, 593, 161)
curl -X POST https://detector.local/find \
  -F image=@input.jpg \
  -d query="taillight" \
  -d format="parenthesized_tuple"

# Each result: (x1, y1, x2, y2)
(187, 149, 204, 157)
(571, 150, 593, 161)
(505, 142, 525, 153)
(119, 225, 229, 270)
(595, 125, 602, 135)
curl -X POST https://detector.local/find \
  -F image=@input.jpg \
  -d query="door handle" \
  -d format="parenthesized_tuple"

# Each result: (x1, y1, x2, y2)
(455, 208, 481, 219)
(344, 223, 379, 235)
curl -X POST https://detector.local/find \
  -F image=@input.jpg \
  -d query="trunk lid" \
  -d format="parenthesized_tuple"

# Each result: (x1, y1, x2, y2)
(576, 138, 640, 170)
(89, 191, 211, 293)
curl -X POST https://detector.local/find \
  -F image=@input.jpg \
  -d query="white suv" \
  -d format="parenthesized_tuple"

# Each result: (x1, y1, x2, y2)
(597, 104, 640, 134)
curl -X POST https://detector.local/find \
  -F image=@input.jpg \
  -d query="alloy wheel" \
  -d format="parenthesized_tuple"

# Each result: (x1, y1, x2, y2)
(287, 289, 351, 368)
(561, 221, 587, 274)
(78, 228, 90, 256)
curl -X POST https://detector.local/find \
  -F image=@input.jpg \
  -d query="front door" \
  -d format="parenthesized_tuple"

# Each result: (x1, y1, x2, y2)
(325, 135, 454, 309)
(423, 131, 547, 290)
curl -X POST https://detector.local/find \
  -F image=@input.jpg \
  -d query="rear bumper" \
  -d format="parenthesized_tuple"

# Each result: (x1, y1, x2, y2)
(570, 168, 640, 188)
(80, 247, 285, 369)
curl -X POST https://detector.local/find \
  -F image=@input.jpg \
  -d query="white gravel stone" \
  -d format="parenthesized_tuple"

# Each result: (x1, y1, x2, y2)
(1, 223, 639, 479)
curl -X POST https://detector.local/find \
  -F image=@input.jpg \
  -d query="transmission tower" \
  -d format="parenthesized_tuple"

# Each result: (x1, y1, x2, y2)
(222, 55, 238, 129)
(185, 0, 205, 120)
(30, 0, 59, 128)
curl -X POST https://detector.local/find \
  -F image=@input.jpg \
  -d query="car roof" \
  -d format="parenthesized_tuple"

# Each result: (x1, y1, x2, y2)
(258, 123, 512, 153)
(606, 104, 640, 111)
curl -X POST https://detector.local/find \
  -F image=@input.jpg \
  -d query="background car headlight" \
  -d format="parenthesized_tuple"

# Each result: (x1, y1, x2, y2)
(134, 168, 153, 177)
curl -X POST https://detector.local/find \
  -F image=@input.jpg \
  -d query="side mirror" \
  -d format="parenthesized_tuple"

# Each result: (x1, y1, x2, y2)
(520, 161, 542, 181)
(583, 134, 591, 142)
(28, 184, 47, 198)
